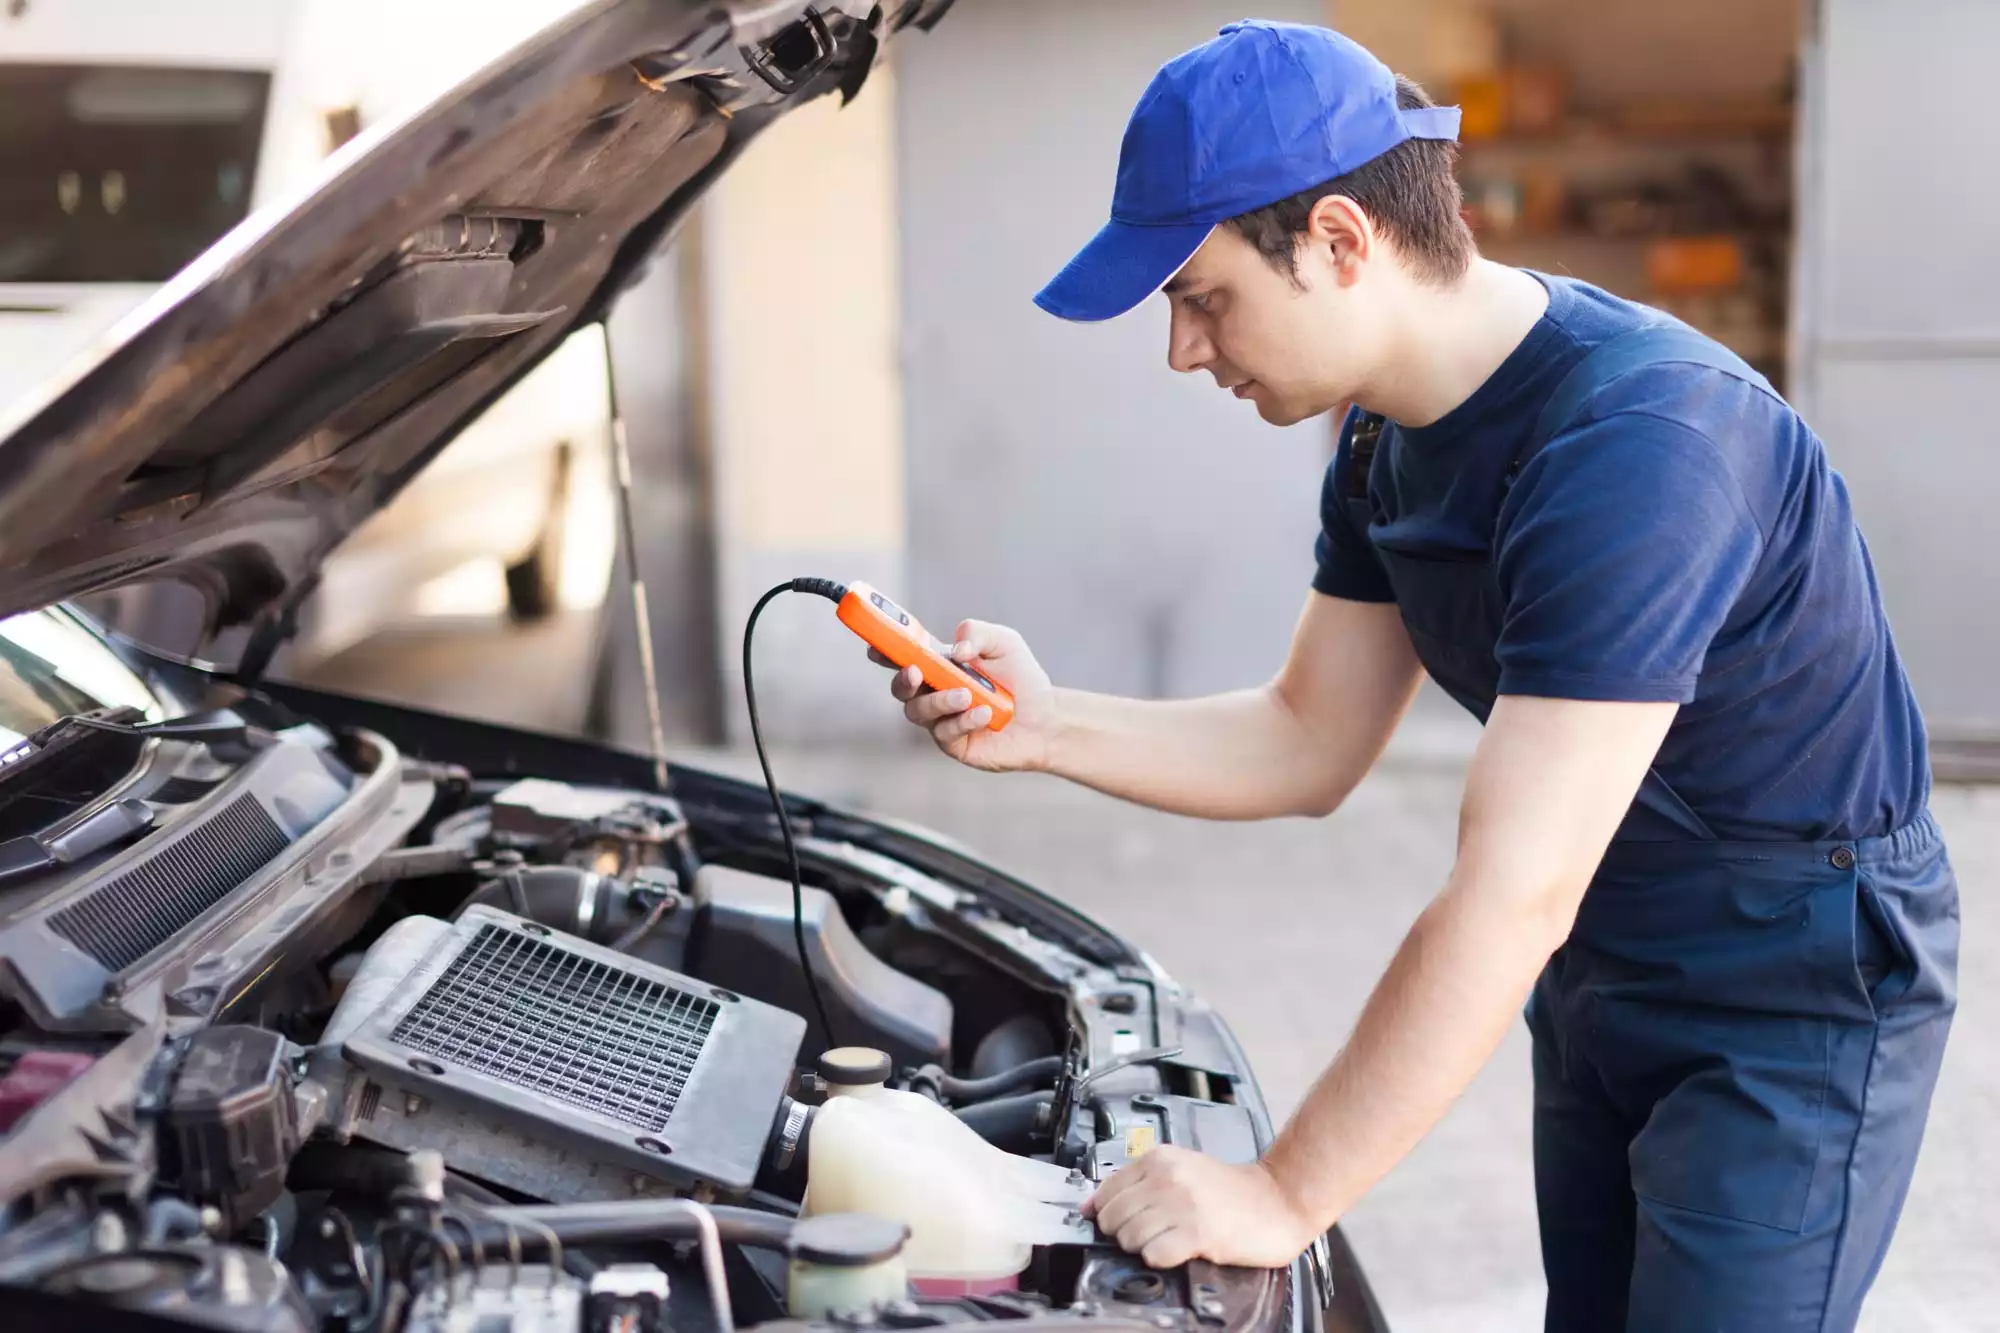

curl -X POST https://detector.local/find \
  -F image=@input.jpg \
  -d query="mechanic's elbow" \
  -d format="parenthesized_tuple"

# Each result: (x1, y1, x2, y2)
(1288, 779, 1355, 820)
(1263, 685, 1354, 819)
(1514, 876, 1591, 954)
(1449, 864, 1588, 956)
(1280, 752, 1358, 818)
(1528, 893, 1584, 954)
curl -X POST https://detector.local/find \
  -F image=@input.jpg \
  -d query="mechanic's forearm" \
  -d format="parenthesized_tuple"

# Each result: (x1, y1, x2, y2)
(1041, 684, 1365, 822)
(1257, 869, 1573, 1232)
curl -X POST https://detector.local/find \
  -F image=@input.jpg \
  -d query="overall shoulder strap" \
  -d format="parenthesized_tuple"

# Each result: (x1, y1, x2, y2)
(1528, 322, 1778, 461)
(1344, 409, 1387, 501)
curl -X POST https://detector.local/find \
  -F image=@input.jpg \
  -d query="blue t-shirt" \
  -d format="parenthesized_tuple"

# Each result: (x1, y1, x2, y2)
(1314, 273, 1928, 843)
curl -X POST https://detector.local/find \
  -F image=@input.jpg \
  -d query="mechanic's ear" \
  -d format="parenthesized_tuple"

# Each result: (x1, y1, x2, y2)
(1304, 193, 1371, 283)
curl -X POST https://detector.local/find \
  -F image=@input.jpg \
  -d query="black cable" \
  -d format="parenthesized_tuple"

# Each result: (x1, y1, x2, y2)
(743, 579, 849, 1052)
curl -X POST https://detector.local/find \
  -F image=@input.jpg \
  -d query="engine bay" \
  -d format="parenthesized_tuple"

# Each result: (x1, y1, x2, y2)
(0, 695, 1304, 1333)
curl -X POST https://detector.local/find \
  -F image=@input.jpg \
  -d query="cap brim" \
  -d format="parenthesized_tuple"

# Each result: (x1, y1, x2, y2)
(1033, 218, 1215, 323)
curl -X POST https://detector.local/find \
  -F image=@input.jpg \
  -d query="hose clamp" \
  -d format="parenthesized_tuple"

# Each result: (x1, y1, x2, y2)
(772, 1099, 811, 1172)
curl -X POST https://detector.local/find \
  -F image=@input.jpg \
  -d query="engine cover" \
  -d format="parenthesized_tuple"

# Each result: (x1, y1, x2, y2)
(340, 905, 804, 1201)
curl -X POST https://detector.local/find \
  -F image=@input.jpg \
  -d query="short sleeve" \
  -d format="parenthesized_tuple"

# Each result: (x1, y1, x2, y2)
(1494, 412, 1766, 703)
(1311, 418, 1396, 604)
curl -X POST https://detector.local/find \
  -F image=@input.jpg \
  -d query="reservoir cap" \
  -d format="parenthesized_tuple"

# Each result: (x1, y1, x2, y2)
(790, 1213, 910, 1268)
(816, 1047, 893, 1088)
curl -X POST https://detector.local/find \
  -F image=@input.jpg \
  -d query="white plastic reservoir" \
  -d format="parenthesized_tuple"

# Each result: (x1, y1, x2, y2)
(800, 1048, 1089, 1294)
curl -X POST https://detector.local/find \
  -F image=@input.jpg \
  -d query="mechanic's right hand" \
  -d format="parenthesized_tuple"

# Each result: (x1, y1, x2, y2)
(869, 619, 1056, 773)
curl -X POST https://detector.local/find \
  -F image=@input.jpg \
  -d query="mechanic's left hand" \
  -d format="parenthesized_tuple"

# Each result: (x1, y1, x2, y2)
(1082, 1145, 1317, 1270)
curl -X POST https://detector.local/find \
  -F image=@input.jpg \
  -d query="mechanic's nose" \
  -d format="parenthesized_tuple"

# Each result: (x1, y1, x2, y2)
(1167, 308, 1210, 375)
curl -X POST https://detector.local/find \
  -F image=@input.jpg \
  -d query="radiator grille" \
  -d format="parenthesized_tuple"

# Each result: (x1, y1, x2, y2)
(49, 795, 288, 972)
(390, 924, 717, 1133)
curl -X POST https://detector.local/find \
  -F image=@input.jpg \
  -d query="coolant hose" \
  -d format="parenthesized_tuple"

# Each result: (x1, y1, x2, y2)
(478, 1201, 795, 1254)
(915, 1054, 1066, 1104)
(953, 1091, 1054, 1153)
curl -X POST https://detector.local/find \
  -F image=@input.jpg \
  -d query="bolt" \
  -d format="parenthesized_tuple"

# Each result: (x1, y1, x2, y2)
(406, 1150, 445, 1203)
(218, 1249, 251, 1304)
(320, 1217, 337, 1239)
(90, 1211, 127, 1252)
(199, 1205, 224, 1236)
(404, 1094, 427, 1116)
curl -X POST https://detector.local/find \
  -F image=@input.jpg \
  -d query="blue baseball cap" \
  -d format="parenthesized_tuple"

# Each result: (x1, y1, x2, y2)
(1034, 20, 1461, 323)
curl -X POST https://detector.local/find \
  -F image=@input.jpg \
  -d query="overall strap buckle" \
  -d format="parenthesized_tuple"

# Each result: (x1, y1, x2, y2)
(1347, 412, 1388, 501)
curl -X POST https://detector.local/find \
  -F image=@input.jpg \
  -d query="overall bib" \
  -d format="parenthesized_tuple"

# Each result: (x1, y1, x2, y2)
(1345, 328, 1960, 1332)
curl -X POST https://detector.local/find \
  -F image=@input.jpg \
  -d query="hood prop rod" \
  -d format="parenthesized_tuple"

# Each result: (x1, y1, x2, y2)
(606, 328, 673, 795)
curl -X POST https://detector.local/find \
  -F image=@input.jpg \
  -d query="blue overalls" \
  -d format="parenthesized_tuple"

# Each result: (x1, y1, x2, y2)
(1345, 327, 1961, 1331)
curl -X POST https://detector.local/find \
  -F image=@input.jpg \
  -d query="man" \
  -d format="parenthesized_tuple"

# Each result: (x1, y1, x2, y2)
(875, 19, 1959, 1333)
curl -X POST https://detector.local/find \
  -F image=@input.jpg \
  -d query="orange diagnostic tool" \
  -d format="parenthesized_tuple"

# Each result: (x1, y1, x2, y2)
(835, 581, 1016, 732)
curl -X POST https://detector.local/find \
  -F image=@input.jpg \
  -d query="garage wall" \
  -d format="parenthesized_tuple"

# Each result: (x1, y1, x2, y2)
(893, 0, 1331, 703)
(1790, 0, 2000, 749)
(700, 60, 909, 744)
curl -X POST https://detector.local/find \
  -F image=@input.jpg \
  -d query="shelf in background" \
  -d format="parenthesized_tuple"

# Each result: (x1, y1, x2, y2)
(1456, 101, 1795, 152)
(1475, 229, 1790, 249)
(1461, 125, 1794, 153)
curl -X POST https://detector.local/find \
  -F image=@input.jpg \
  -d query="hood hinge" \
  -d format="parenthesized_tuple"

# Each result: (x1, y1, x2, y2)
(232, 572, 321, 686)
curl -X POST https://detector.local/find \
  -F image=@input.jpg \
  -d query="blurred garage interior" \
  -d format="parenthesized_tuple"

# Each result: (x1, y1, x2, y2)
(2, 1, 1994, 1328)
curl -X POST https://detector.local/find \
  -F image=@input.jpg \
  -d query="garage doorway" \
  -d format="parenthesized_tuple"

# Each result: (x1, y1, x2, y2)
(893, 0, 1332, 703)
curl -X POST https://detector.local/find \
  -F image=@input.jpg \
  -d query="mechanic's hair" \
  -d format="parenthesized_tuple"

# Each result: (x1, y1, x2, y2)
(1225, 75, 1476, 287)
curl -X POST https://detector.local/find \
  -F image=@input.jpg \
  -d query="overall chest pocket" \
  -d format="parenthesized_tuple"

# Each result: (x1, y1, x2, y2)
(1377, 550, 1507, 706)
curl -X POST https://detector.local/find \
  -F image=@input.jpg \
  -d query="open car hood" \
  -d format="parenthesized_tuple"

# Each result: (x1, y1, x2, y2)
(0, 0, 948, 670)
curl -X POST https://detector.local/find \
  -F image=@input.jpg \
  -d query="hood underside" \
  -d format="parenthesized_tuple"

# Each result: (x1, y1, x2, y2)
(0, 0, 947, 660)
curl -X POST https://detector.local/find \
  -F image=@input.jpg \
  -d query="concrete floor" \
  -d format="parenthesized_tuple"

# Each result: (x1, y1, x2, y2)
(294, 613, 1998, 1333)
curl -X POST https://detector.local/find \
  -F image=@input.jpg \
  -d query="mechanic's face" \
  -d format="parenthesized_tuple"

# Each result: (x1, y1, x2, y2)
(1164, 204, 1384, 427)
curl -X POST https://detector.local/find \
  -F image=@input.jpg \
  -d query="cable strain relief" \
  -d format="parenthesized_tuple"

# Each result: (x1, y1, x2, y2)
(791, 578, 848, 603)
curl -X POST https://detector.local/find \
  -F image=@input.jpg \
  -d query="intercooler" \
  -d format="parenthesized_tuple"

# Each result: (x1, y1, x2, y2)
(340, 905, 806, 1201)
